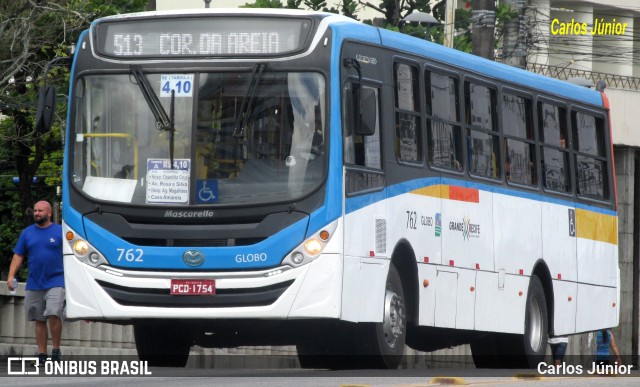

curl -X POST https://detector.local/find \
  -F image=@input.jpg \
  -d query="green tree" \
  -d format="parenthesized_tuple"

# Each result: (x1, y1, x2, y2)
(241, 0, 285, 8)
(304, 0, 327, 11)
(0, 0, 148, 279)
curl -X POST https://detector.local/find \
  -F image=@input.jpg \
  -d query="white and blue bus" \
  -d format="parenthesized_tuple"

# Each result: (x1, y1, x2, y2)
(40, 9, 618, 369)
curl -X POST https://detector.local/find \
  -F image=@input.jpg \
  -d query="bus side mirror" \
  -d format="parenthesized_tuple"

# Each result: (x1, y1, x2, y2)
(35, 85, 56, 134)
(355, 87, 376, 136)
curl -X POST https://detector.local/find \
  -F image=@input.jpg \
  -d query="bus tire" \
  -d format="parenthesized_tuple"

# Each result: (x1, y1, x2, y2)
(134, 323, 191, 367)
(296, 323, 356, 369)
(522, 275, 548, 367)
(499, 275, 548, 368)
(357, 263, 406, 369)
(470, 334, 502, 368)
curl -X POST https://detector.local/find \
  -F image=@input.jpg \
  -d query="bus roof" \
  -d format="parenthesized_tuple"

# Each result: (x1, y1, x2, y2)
(372, 26, 603, 107)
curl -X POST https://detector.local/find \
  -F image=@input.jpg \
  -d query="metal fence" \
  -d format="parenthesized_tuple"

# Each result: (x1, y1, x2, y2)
(527, 63, 640, 91)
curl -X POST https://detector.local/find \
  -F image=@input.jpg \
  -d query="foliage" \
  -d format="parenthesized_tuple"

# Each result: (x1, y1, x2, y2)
(0, 0, 148, 279)
(305, 0, 328, 11)
(241, 0, 285, 8)
(242, 0, 356, 15)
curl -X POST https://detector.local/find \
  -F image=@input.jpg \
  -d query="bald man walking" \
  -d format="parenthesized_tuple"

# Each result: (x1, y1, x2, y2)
(7, 200, 64, 363)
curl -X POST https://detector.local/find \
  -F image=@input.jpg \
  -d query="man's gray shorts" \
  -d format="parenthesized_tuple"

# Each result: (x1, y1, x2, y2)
(24, 287, 65, 321)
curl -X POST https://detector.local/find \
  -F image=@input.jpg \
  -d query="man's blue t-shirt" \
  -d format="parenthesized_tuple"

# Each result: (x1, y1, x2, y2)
(14, 223, 64, 290)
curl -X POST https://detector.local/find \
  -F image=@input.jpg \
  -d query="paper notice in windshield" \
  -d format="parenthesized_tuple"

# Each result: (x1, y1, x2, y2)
(160, 74, 194, 97)
(146, 159, 190, 204)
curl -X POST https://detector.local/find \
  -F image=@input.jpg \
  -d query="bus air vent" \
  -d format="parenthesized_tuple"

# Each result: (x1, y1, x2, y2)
(375, 217, 387, 255)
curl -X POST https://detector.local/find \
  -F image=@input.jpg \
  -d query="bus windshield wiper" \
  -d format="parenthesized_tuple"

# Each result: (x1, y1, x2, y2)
(130, 65, 177, 168)
(233, 63, 266, 138)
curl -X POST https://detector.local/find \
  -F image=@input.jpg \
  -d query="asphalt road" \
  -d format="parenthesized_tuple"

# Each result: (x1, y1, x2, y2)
(1, 365, 639, 387)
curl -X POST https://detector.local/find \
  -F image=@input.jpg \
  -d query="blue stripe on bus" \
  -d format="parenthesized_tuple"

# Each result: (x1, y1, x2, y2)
(346, 176, 616, 217)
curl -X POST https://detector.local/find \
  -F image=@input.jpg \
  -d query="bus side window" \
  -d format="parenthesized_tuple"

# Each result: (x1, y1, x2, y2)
(394, 62, 422, 164)
(343, 82, 384, 194)
(539, 102, 570, 192)
(426, 71, 462, 170)
(502, 93, 536, 186)
(573, 111, 608, 199)
(343, 83, 381, 169)
(465, 82, 499, 179)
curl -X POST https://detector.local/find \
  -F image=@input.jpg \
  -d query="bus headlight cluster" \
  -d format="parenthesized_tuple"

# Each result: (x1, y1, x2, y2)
(64, 226, 109, 268)
(281, 220, 338, 268)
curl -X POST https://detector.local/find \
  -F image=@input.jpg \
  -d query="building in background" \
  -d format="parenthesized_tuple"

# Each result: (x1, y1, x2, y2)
(155, 0, 381, 20)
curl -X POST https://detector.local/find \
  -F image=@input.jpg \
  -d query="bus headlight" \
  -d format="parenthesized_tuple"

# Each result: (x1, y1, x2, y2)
(281, 220, 338, 268)
(73, 240, 90, 256)
(304, 239, 323, 256)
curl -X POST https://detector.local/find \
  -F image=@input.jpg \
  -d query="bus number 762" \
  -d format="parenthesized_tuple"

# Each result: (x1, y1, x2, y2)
(116, 248, 144, 262)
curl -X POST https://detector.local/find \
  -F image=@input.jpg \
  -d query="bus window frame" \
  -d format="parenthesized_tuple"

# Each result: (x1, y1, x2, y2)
(569, 104, 612, 205)
(424, 63, 464, 176)
(392, 56, 425, 168)
(462, 74, 501, 182)
(343, 76, 385, 197)
(536, 96, 574, 198)
(499, 86, 539, 190)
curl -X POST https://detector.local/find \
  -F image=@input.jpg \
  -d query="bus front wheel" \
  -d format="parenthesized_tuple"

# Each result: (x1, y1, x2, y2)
(134, 322, 192, 367)
(357, 263, 406, 369)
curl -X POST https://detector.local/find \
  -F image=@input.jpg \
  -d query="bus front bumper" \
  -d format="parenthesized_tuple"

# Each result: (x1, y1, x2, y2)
(63, 252, 342, 321)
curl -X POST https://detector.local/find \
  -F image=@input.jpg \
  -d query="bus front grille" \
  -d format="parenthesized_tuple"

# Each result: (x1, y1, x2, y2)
(95, 279, 294, 308)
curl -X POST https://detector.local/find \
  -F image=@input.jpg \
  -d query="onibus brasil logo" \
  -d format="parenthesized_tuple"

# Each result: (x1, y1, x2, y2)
(7, 357, 152, 376)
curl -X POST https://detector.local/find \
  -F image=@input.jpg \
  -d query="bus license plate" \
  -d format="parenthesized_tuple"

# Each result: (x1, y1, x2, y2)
(170, 279, 216, 295)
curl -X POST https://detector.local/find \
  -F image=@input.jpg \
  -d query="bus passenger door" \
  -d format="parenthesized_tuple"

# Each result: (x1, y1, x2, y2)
(542, 203, 577, 335)
(341, 82, 387, 323)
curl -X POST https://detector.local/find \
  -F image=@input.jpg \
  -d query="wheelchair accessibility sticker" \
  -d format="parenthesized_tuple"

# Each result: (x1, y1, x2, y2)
(196, 179, 219, 203)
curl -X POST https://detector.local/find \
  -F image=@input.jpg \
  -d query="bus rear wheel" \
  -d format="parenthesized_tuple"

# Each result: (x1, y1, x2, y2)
(134, 322, 192, 367)
(521, 275, 548, 367)
(472, 275, 548, 369)
(499, 275, 548, 368)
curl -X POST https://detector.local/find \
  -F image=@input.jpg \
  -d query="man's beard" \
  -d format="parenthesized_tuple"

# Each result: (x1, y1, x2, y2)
(34, 216, 49, 225)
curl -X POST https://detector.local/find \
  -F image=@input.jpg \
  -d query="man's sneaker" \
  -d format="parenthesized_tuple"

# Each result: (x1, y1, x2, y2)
(31, 353, 48, 367)
(51, 348, 62, 362)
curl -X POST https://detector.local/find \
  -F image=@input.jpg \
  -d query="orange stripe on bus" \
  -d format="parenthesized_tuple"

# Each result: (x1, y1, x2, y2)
(448, 186, 479, 203)
(412, 185, 449, 199)
(411, 185, 479, 202)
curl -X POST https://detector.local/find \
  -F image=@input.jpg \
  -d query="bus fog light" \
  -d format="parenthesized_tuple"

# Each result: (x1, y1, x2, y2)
(89, 252, 100, 264)
(292, 252, 305, 264)
(304, 239, 322, 256)
(73, 240, 89, 256)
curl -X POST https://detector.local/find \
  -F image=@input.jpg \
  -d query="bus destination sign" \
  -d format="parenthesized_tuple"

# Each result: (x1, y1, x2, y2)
(93, 16, 313, 58)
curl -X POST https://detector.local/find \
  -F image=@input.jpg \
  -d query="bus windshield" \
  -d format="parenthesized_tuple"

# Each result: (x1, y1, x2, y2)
(71, 71, 326, 206)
